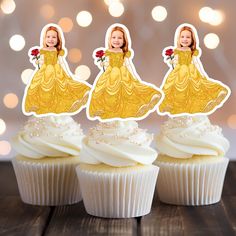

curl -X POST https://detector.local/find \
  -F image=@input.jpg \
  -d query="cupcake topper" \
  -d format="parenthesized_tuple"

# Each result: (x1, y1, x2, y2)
(87, 23, 164, 122)
(158, 23, 231, 117)
(22, 23, 91, 117)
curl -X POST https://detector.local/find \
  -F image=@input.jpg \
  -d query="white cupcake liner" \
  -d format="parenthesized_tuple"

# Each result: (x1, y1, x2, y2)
(12, 158, 82, 206)
(76, 165, 159, 218)
(156, 158, 229, 206)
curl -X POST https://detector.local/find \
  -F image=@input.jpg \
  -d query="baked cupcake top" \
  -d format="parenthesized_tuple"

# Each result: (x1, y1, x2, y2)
(80, 121, 157, 167)
(12, 116, 83, 159)
(156, 116, 229, 158)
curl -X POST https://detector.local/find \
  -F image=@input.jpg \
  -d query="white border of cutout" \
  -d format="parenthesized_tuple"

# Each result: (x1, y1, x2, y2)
(157, 23, 231, 117)
(86, 23, 164, 122)
(22, 23, 91, 118)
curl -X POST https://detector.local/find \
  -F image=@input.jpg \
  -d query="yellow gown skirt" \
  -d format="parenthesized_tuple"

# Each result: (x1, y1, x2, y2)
(159, 64, 229, 115)
(24, 64, 91, 115)
(89, 65, 162, 119)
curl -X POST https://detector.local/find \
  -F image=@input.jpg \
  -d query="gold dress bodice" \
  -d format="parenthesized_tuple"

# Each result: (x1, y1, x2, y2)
(175, 49, 193, 65)
(41, 49, 61, 65)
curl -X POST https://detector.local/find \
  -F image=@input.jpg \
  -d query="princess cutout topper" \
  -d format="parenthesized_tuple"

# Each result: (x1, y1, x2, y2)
(87, 23, 164, 122)
(22, 23, 91, 117)
(157, 23, 231, 117)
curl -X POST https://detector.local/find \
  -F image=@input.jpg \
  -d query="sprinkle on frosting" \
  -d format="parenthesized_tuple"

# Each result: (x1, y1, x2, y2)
(80, 121, 157, 167)
(156, 116, 229, 158)
(12, 116, 84, 159)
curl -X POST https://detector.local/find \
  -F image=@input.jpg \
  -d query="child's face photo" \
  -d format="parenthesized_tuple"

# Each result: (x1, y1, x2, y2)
(45, 30, 58, 47)
(180, 30, 192, 47)
(110, 30, 124, 48)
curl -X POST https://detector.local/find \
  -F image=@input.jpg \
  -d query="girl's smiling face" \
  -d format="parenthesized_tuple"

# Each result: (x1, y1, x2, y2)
(45, 30, 58, 47)
(110, 30, 124, 48)
(180, 30, 192, 47)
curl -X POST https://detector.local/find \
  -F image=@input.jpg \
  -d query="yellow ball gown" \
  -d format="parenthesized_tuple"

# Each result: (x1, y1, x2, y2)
(88, 50, 163, 120)
(159, 49, 229, 115)
(24, 49, 91, 115)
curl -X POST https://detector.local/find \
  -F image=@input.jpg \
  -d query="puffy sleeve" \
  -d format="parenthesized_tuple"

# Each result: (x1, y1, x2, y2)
(105, 50, 111, 57)
(193, 49, 199, 56)
(125, 50, 131, 58)
(39, 49, 45, 54)
(173, 49, 179, 55)
(59, 49, 65, 56)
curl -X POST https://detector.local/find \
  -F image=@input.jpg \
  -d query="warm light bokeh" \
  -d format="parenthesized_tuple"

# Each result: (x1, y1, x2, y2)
(3, 93, 19, 109)
(0, 119, 6, 135)
(58, 17, 74, 33)
(151, 6, 167, 22)
(76, 11, 93, 27)
(0, 0, 16, 14)
(68, 48, 82, 63)
(21, 69, 34, 85)
(108, 2, 124, 17)
(204, 33, 220, 49)
(227, 115, 236, 129)
(9, 34, 25, 51)
(75, 65, 91, 80)
(40, 4, 55, 19)
(0, 141, 11, 156)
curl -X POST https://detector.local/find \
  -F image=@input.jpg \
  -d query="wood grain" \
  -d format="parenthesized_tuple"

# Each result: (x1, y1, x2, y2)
(45, 201, 137, 236)
(222, 162, 236, 196)
(0, 161, 235, 235)
(140, 194, 183, 236)
(0, 162, 18, 196)
(0, 196, 50, 236)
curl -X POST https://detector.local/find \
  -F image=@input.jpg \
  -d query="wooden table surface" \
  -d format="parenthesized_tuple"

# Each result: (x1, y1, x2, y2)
(0, 161, 235, 236)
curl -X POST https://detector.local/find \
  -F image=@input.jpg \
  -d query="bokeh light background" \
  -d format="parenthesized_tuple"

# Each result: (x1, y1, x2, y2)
(0, 0, 236, 160)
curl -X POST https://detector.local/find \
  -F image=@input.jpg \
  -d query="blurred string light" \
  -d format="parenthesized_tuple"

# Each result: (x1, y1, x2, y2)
(0, 119, 6, 135)
(152, 6, 167, 22)
(104, 0, 120, 6)
(76, 11, 92, 27)
(108, 1, 124, 17)
(75, 65, 91, 80)
(204, 33, 220, 49)
(0, 141, 11, 156)
(9, 34, 25, 51)
(0, 0, 15, 14)
(58, 17, 73, 33)
(40, 4, 55, 19)
(227, 115, 236, 129)
(21, 68, 34, 85)
(3, 93, 18, 109)
(68, 48, 82, 63)
(199, 7, 224, 26)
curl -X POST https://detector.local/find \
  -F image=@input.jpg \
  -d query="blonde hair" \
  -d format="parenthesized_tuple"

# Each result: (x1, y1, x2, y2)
(43, 26, 62, 54)
(108, 26, 129, 54)
(177, 26, 196, 55)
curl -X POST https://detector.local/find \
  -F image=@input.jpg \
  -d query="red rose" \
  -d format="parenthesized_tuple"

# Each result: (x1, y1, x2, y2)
(31, 48, 40, 56)
(95, 50, 105, 58)
(165, 48, 173, 56)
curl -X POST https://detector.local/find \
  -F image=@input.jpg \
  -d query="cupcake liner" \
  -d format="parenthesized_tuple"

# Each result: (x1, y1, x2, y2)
(156, 158, 229, 205)
(76, 165, 159, 218)
(12, 158, 82, 206)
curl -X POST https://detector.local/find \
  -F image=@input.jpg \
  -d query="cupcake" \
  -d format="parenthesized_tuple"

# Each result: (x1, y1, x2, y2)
(76, 121, 159, 218)
(12, 116, 83, 206)
(155, 116, 229, 206)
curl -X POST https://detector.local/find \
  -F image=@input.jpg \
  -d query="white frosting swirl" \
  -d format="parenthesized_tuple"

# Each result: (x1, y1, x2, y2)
(80, 121, 157, 167)
(156, 116, 229, 158)
(12, 116, 84, 159)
